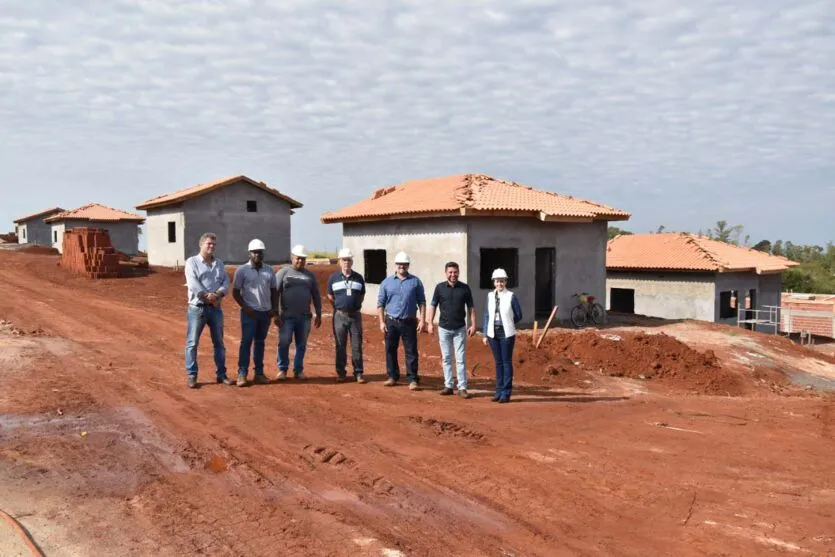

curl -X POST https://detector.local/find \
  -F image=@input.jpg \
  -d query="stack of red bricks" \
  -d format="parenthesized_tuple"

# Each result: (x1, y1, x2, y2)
(780, 294, 835, 338)
(61, 227, 121, 279)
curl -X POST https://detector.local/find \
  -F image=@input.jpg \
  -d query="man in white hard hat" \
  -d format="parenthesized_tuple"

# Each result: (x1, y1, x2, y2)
(275, 244, 322, 380)
(377, 250, 426, 390)
(184, 232, 231, 389)
(326, 247, 367, 383)
(232, 239, 278, 387)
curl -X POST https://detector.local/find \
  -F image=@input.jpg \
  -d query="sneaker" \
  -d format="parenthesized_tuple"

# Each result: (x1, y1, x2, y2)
(356, 375, 367, 384)
(236, 376, 247, 387)
(409, 382, 420, 391)
(187, 376, 198, 389)
(276, 371, 288, 380)
(217, 377, 234, 386)
(294, 372, 306, 380)
(383, 379, 397, 386)
(458, 389, 471, 399)
(440, 387, 453, 396)
(253, 374, 270, 385)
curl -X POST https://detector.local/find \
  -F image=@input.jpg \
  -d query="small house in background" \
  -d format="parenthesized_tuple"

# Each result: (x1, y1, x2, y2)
(606, 233, 799, 327)
(12, 207, 64, 245)
(136, 175, 303, 267)
(321, 173, 630, 325)
(45, 203, 145, 255)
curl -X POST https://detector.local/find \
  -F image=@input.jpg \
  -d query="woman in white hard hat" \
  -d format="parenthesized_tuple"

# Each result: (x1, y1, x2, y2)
(481, 268, 522, 403)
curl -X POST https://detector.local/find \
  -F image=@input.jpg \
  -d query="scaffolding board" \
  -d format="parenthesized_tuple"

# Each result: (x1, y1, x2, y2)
(736, 305, 781, 334)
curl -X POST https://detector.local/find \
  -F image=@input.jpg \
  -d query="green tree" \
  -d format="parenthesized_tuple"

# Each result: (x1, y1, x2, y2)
(772, 240, 784, 256)
(709, 220, 744, 245)
(607, 226, 632, 240)
(752, 239, 772, 253)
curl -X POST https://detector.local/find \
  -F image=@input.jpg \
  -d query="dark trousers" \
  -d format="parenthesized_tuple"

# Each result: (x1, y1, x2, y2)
(238, 309, 271, 377)
(385, 316, 419, 383)
(489, 325, 516, 400)
(333, 310, 364, 377)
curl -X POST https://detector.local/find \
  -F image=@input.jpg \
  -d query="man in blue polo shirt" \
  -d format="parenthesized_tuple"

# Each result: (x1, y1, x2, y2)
(327, 247, 367, 383)
(377, 251, 426, 390)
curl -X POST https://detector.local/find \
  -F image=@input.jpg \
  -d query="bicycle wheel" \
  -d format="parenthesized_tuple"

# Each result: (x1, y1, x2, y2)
(570, 305, 587, 328)
(590, 302, 605, 325)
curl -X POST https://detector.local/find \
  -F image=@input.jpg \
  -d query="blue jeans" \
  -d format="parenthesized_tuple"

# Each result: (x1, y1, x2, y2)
(438, 326, 467, 390)
(238, 309, 271, 378)
(384, 316, 419, 383)
(185, 305, 227, 380)
(489, 325, 515, 400)
(277, 314, 311, 375)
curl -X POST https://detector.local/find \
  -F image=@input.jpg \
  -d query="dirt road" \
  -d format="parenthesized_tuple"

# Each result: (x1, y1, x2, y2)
(1, 251, 833, 556)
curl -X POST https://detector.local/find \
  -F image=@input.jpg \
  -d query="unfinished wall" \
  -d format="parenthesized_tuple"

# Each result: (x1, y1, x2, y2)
(713, 272, 761, 326)
(52, 220, 140, 255)
(606, 272, 716, 321)
(467, 219, 608, 326)
(17, 219, 53, 245)
(144, 206, 186, 267)
(182, 181, 294, 265)
(757, 273, 783, 310)
(342, 219, 469, 319)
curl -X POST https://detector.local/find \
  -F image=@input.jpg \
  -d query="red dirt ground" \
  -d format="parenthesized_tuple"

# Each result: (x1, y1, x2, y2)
(1, 252, 834, 556)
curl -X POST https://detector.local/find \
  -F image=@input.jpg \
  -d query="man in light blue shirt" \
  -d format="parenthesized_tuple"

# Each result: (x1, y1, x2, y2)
(377, 251, 426, 390)
(184, 232, 231, 388)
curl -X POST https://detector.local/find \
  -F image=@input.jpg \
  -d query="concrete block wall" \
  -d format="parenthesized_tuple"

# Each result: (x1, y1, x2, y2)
(60, 228, 121, 279)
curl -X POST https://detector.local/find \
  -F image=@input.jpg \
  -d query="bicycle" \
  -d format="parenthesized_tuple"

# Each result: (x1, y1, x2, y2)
(570, 292, 605, 328)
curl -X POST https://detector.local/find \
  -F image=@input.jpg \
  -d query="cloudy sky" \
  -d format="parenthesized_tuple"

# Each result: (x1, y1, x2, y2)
(2, 0, 834, 250)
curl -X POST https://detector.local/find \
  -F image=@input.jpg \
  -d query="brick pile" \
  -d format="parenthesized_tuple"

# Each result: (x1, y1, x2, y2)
(60, 227, 121, 279)
(780, 294, 835, 338)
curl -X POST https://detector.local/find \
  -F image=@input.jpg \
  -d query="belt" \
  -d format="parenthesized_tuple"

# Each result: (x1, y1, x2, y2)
(386, 315, 415, 322)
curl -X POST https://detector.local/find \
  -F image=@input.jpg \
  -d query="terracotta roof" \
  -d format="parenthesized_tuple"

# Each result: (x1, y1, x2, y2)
(13, 207, 65, 224)
(44, 203, 145, 223)
(607, 233, 800, 274)
(136, 175, 303, 211)
(320, 174, 629, 223)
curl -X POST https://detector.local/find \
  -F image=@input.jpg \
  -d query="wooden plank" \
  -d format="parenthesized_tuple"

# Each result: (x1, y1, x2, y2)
(532, 320, 538, 344)
(536, 305, 558, 349)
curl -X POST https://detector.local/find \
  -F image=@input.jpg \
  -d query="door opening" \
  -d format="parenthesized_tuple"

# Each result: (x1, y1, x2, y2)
(535, 247, 556, 318)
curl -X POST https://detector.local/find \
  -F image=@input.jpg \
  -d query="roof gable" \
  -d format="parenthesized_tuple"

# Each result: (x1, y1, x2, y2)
(606, 233, 799, 274)
(136, 175, 303, 211)
(13, 207, 65, 224)
(44, 203, 145, 223)
(320, 173, 629, 224)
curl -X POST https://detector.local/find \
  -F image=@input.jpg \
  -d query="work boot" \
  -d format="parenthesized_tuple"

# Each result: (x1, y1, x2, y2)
(440, 387, 453, 396)
(253, 374, 270, 385)
(187, 376, 198, 389)
(276, 371, 287, 380)
(236, 376, 247, 387)
(458, 389, 471, 399)
(217, 377, 234, 386)
(383, 379, 397, 386)
(356, 375, 366, 384)
(409, 382, 420, 391)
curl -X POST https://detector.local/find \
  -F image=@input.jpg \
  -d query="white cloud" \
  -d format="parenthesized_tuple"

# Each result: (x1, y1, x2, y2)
(1, 0, 834, 247)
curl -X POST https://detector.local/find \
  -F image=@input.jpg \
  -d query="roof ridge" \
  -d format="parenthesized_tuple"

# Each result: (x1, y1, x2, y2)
(682, 233, 727, 270)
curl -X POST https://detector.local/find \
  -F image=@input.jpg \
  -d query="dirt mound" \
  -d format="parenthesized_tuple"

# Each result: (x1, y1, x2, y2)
(514, 330, 744, 396)
(19, 245, 59, 255)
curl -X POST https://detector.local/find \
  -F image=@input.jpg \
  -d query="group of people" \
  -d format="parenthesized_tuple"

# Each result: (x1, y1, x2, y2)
(183, 232, 522, 403)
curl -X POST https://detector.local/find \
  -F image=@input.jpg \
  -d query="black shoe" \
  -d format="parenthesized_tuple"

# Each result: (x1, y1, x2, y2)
(440, 387, 453, 396)
(187, 376, 198, 389)
(217, 377, 234, 385)
(498, 398, 510, 404)
(336, 375, 347, 383)
(492, 395, 500, 402)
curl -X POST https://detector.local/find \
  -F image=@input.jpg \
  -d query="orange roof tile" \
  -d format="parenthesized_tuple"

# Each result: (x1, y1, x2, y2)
(44, 203, 145, 223)
(607, 233, 800, 274)
(13, 207, 65, 224)
(135, 175, 302, 211)
(320, 174, 629, 223)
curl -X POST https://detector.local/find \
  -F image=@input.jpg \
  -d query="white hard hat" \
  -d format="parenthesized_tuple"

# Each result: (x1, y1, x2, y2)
(291, 244, 307, 258)
(338, 247, 353, 259)
(248, 238, 266, 251)
(491, 268, 508, 280)
(394, 251, 411, 264)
